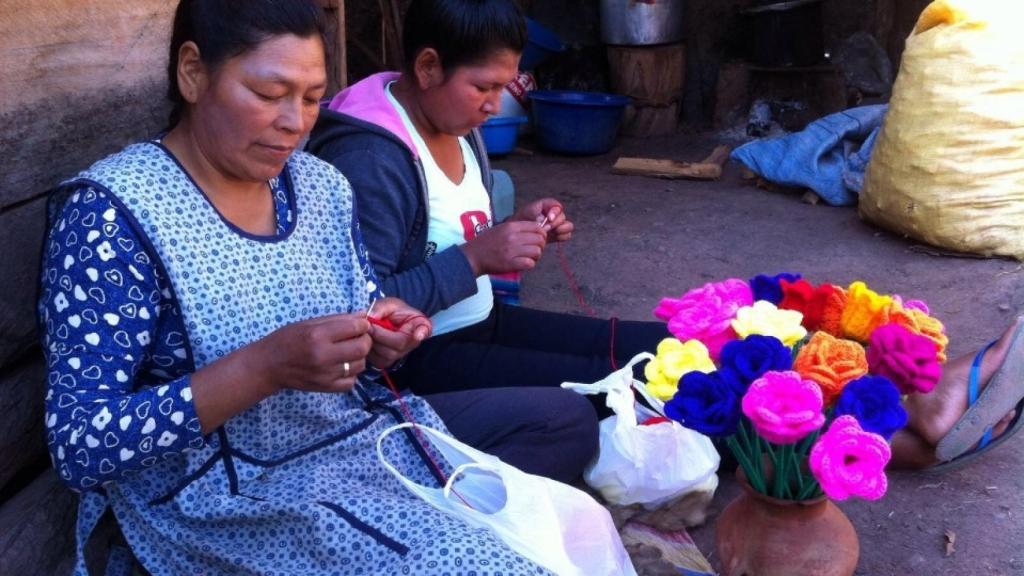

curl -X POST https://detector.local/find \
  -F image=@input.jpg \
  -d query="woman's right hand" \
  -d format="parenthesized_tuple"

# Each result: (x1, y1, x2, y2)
(253, 313, 373, 394)
(191, 314, 372, 434)
(460, 220, 547, 276)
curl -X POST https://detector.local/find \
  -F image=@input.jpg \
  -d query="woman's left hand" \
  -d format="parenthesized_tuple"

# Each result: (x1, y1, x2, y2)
(365, 297, 432, 369)
(515, 198, 574, 243)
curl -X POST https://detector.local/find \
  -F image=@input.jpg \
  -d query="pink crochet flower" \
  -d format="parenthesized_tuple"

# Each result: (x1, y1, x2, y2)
(809, 415, 891, 501)
(893, 295, 930, 314)
(653, 279, 753, 360)
(741, 370, 826, 444)
(866, 323, 943, 394)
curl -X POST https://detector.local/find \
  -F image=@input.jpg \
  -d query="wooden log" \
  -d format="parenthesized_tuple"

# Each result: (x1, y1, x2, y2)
(0, 198, 47, 370)
(0, 0, 176, 210)
(607, 43, 686, 137)
(0, 358, 48, 493)
(620, 102, 679, 137)
(606, 44, 686, 107)
(611, 145, 733, 181)
(0, 469, 77, 576)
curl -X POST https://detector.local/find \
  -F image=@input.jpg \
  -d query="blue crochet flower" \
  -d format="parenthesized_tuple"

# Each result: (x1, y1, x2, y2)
(749, 272, 802, 305)
(833, 375, 908, 440)
(666, 369, 743, 437)
(719, 335, 792, 387)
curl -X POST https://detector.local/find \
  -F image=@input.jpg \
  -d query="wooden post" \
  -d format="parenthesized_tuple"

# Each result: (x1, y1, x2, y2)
(379, 0, 404, 70)
(316, 0, 348, 93)
(336, 0, 348, 90)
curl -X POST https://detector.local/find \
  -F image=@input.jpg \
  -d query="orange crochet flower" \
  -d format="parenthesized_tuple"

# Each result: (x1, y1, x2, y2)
(888, 306, 949, 363)
(794, 332, 869, 405)
(817, 285, 848, 337)
(840, 282, 894, 342)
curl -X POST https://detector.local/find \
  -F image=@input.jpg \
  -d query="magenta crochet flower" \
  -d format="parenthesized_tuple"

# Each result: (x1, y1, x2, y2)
(809, 415, 891, 501)
(653, 279, 753, 359)
(741, 370, 826, 444)
(866, 323, 943, 394)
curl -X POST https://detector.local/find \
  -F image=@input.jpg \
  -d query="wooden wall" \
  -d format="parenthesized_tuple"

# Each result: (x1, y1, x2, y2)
(0, 1, 176, 573)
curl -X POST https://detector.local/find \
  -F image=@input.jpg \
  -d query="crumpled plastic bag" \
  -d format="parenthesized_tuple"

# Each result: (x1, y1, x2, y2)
(563, 353, 720, 509)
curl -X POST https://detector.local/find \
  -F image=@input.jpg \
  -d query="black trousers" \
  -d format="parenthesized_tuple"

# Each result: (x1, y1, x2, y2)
(394, 301, 670, 395)
(423, 387, 599, 484)
(394, 302, 670, 482)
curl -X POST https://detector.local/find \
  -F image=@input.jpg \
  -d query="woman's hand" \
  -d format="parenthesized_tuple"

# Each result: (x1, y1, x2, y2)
(191, 313, 372, 433)
(366, 297, 432, 369)
(513, 198, 574, 243)
(460, 220, 547, 276)
(252, 313, 373, 394)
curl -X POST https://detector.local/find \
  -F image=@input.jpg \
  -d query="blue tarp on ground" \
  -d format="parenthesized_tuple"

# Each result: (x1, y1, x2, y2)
(730, 105, 888, 207)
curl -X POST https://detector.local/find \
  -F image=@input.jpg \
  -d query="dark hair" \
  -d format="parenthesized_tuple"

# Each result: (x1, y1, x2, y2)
(402, 0, 526, 74)
(166, 0, 326, 126)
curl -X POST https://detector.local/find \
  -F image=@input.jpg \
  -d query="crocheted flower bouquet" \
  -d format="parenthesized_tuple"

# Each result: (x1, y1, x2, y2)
(645, 273, 947, 502)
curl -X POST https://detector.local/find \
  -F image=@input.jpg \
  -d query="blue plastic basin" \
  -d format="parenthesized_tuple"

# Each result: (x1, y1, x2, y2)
(520, 18, 564, 71)
(527, 90, 630, 155)
(480, 115, 529, 156)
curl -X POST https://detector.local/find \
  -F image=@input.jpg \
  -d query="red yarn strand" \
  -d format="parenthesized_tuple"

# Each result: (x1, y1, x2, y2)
(554, 243, 619, 372)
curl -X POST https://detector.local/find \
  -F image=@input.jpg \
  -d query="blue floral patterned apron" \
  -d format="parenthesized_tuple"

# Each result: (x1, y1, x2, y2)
(68, 143, 548, 575)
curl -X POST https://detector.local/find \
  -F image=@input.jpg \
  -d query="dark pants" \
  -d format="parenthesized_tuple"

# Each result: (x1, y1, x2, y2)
(396, 302, 669, 481)
(423, 387, 599, 484)
(394, 301, 670, 394)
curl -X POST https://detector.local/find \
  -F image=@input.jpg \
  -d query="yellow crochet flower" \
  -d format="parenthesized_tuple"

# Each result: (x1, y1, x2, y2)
(730, 300, 808, 347)
(644, 338, 716, 401)
(840, 281, 894, 342)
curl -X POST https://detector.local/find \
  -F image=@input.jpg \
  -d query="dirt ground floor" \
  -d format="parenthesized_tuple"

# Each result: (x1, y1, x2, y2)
(495, 130, 1024, 575)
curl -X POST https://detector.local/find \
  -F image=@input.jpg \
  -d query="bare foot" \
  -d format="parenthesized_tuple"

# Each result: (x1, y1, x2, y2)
(902, 316, 1022, 449)
(889, 410, 1017, 470)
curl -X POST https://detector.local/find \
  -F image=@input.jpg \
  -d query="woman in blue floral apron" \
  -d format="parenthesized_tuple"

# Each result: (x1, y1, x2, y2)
(37, 1, 591, 573)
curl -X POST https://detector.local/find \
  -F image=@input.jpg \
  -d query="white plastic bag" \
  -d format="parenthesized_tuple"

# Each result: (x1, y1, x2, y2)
(562, 353, 720, 509)
(377, 423, 637, 576)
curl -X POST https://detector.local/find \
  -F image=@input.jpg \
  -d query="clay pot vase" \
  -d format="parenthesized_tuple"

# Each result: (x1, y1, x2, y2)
(715, 469, 859, 576)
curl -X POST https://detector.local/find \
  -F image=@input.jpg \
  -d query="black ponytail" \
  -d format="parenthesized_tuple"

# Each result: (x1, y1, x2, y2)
(402, 0, 526, 75)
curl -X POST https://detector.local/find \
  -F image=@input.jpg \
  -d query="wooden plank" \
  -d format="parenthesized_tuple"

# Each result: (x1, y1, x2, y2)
(0, 469, 77, 576)
(0, 0, 176, 209)
(611, 145, 733, 181)
(700, 144, 733, 168)
(0, 198, 47, 369)
(0, 358, 48, 493)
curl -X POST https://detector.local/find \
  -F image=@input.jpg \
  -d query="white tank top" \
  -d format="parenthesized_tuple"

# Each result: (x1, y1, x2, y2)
(387, 84, 493, 335)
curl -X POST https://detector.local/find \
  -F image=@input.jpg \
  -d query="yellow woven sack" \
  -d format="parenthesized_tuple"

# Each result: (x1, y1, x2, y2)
(860, 0, 1024, 260)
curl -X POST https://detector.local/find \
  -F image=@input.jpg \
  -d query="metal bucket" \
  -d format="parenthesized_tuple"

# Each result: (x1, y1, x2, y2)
(600, 0, 686, 46)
